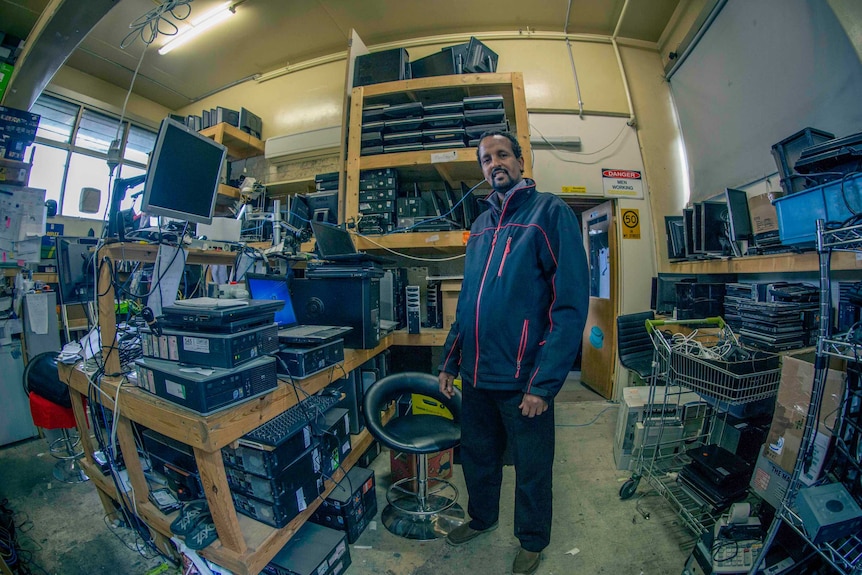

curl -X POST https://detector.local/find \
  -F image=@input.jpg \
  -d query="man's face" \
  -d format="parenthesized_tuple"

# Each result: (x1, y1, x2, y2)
(478, 135, 524, 193)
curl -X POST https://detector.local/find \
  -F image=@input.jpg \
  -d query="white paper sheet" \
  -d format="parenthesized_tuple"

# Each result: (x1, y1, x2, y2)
(25, 292, 49, 334)
(147, 245, 186, 317)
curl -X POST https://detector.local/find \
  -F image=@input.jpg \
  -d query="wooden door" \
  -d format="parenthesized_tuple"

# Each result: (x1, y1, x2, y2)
(580, 201, 618, 399)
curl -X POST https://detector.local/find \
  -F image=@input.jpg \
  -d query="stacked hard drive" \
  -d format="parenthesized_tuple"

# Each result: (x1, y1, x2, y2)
(359, 94, 509, 156)
(735, 282, 817, 352)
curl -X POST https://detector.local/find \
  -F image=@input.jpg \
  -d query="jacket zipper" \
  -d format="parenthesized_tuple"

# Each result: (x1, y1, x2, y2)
(474, 194, 514, 385)
(515, 319, 529, 378)
(497, 237, 512, 277)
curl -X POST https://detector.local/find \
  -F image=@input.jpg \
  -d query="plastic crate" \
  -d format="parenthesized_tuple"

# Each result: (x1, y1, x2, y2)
(771, 127, 834, 194)
(773, 172, 862, 246)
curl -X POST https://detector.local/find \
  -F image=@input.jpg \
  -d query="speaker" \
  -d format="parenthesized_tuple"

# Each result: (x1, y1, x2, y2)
(353, 48, 411, 87)
(291, 276, 380, 349)
(796, 482, 862, 544)
(406, 285, 421, 334)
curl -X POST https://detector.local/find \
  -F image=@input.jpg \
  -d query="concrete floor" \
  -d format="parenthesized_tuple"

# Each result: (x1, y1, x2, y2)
(0, 379, 694, 575)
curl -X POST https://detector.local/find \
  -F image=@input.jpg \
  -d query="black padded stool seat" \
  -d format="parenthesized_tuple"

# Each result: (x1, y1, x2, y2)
(363, 372, 465, 540)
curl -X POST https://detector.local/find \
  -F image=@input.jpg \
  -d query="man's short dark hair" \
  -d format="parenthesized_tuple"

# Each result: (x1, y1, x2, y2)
(476, 130, 522, 163)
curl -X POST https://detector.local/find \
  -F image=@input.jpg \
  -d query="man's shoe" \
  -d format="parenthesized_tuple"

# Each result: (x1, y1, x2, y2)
(445, 521, 498, 546)
(512, 548, 541, 575)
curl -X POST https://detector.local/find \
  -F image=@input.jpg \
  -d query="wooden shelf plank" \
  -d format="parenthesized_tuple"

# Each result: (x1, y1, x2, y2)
(266, 178, 316, 197)
(391, 328, 449, 346)
(200, 123, 264, 160)
(669, 250, 862, 274)
(353, 230, 468, 252)
(100, 243, 239, 266)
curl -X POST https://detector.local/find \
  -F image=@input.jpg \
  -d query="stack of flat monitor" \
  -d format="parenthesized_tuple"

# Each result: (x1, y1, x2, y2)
(665, 188, 753, 260)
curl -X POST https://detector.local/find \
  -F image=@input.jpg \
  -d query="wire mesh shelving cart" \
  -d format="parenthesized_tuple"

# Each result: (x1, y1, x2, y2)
(618, 317, 782, 538)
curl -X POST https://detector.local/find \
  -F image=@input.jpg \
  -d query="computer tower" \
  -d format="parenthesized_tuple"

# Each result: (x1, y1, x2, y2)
(353, 48, 411, 87)
(406, 285, 421, 334)
(329, 369, 364, 434)
(290, 276, 380, 349)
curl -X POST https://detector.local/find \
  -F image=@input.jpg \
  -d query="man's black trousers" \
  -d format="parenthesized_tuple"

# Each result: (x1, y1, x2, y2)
(459, 384, 555, 553)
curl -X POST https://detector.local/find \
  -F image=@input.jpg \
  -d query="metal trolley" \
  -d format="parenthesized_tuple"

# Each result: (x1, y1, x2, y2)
(618, 317, 782, 537)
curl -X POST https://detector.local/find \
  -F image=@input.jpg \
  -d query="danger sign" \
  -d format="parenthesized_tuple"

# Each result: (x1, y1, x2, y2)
(602, 168, 644, 199)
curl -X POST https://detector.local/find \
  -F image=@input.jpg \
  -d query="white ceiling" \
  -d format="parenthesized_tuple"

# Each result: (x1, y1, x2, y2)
(2, 0, 680, 111)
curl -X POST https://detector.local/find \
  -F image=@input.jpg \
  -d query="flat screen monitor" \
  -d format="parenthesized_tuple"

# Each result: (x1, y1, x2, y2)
(443, 181, 463, 227)
(665, 216, 686, 260)
(56, 237, 99, 305)
(411, 50, 457, 79)
(683, 207, 695, 258)
(700, 201, 729, 255)
(725, 188, 753, 242)
(287, 194, 310, 234)
(464, 37, 498, 74)
(306, 190, 339, 224)
(141, 117, 226, 225)
(652, 273, 696, 315)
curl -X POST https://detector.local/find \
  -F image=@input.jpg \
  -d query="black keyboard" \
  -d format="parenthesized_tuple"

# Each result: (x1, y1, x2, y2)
(242, 393, 341, 447)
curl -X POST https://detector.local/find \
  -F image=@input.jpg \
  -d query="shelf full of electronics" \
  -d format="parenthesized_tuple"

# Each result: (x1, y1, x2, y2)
(745, 219, 862, 575)
(49, 110, 403, 575)
(344, 38, 531, 251)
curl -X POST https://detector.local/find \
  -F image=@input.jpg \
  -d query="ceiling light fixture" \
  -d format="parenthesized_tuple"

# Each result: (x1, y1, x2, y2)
(158, 2, 235, 55)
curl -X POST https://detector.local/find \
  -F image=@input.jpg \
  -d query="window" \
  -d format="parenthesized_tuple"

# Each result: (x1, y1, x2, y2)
(28, 93, 158, 219)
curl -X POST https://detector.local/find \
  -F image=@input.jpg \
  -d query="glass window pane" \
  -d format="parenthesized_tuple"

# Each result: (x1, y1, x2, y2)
(75, 109, 120, 153)
(31, 94, 78, 144)
(117, 164, 147, 211)
(27, 143, 66, 205)
(124, 124, 156, 164)
(62, 153, 113, 219)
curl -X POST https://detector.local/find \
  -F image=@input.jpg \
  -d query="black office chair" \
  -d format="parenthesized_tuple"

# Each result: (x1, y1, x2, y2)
(616, 311, 655, 385)
(362, 372, 465, 540)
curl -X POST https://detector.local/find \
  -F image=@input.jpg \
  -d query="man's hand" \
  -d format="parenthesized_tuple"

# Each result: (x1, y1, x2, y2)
(519, 393, 548, 418)
(439, 371, 456, 399)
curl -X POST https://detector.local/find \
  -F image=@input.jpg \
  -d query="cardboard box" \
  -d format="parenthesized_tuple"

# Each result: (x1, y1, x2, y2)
(390, 447, 453, 483)
(0, 158, 30, 185)
(750, 447, 791, 509)
(440, 278, 461, 331)
(748, 190, 784, 236)
(762, 354, 843, 474)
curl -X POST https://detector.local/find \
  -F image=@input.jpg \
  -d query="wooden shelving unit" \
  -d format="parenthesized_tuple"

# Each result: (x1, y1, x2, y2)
(265, 178, 316, 198)
(58, 243, 400, 575)
(200, 123, 265, 160)
(344, 72, 531, 250)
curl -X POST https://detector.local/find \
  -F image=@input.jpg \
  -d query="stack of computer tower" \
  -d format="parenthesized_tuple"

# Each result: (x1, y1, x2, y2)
(314, 172, 339, 193)
(422, 100, 466, 150)
(463, 95, 508, 147)
(310, 466, 377, 544)
(357, 168, 397, 234)
(136, 302, 280, 415)
(736, 282, 817, 352)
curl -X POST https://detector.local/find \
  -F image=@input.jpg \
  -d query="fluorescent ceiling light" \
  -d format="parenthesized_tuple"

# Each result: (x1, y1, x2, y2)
(159, 2, 234, 55)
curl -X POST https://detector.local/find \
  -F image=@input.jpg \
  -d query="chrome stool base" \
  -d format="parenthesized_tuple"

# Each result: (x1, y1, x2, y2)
(382, 476, 465, 540)
(49, 429, 88, 484)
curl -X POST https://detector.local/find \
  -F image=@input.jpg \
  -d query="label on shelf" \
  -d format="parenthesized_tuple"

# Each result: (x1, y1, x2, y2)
(430, 151, 458, 163)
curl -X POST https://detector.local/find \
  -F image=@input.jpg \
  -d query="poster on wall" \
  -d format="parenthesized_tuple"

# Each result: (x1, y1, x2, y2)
(602, 169, 644, 199)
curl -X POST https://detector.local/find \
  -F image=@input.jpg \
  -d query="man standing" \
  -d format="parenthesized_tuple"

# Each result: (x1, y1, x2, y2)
(439, 131, 589, 575)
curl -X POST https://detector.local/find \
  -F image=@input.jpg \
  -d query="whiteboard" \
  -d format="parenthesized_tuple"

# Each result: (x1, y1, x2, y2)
(527, 113, 644, 197)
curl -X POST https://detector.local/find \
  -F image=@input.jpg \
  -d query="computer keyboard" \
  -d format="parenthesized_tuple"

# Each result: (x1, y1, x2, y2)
(242, 392, 341, 447)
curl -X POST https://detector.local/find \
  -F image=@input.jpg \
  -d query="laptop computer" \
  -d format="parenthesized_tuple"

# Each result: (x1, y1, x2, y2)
(245, 274, 352, 344)
(310, 221, 393, 265)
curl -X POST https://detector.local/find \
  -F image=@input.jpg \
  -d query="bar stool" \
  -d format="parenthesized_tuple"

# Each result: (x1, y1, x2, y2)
(363, 371, 464, 540)
(23, 352, 89, 484)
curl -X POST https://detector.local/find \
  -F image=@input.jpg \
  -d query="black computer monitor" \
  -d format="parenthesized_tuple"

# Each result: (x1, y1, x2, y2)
(683, 207, 695, 258)
(700, 201, 729, 255)
(463, 37, 498, 74)
(725, 188, 753, 242)
(56, 237, 99, 305)
(411, 50, 457, 79)
(652, 273, 696, 315)
(443, 181, 464, 228)
(665, 216, 686, 260)
(287, 194, 310, 234)
(306, 191, 339, 224)
(141, 117, 227, 225)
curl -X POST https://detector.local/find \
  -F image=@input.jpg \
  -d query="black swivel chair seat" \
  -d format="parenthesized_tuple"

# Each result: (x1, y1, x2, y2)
(363, 372, 465, 540)
(616, 311, 655, 383)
